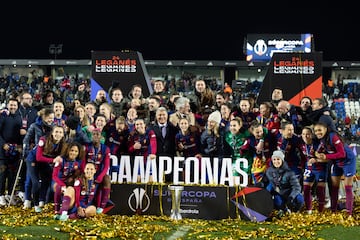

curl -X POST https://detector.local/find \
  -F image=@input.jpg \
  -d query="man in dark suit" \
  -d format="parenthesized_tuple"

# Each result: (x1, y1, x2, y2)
(0, 98, 24, 206)
(149, 107, 178, 183)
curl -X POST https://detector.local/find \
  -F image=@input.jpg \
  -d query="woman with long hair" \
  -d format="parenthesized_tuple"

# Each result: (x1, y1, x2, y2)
(35, 125, 66, 212)
(22, 107, 55, 209)
(52, 142, 84, 218)
(223, 117, 251, 184)
(300, 126, 328, 214)
(55, 162, 99, 221)
(313, 122, 356, 215)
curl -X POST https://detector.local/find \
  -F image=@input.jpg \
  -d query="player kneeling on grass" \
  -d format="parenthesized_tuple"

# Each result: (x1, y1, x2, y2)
(55, 162, 98, 221)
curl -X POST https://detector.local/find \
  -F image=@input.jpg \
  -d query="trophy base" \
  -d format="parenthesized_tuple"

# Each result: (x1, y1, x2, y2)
(168, 185, 184, 220)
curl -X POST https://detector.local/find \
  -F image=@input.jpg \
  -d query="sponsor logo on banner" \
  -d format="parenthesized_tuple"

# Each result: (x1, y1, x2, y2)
(94, 56, 137, 73)
(128, 188, 150, 214)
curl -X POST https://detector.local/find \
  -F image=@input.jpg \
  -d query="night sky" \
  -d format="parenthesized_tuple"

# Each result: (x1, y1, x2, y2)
(1, 2, 358, 61)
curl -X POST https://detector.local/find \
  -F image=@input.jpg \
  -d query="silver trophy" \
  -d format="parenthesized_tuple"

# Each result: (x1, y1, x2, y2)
(168, 185, 184, 220)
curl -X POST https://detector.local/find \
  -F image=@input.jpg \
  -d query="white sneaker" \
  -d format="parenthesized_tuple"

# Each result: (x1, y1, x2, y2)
(285, 208, 292, 214)
(5, 195, 17, 206)
(39, 201, 45, 207)
(324, 199, 331, 208)
(17, 191, 25, 203)
(96, 207, 104, 214)
(306, 210, 312, 215)
(0, 195, 6, 206)
(59, 213, 69, 221)
(23, 200, 31, 209)
(34, 206, 42, 213)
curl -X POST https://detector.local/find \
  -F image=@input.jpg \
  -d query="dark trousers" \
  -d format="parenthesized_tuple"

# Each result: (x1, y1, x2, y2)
(0, 159, 18, 196)
(25, 161, 52, 205)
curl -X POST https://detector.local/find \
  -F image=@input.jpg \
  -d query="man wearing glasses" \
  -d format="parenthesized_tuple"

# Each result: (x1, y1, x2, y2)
(17, 92, 38, 203)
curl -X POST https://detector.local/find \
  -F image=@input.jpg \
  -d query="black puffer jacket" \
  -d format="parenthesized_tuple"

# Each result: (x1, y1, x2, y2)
(265, 160, 302, 200)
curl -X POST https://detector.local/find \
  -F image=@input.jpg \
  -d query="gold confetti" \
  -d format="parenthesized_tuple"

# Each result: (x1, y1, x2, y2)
(0, 199, 359, 239)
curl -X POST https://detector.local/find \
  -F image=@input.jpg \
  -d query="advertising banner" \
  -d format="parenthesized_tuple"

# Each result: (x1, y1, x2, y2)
(107, 184, 273, 221)
(256, 52, 323, 106)
(90, 50, 152, 100)
(246, 33, 313, 62)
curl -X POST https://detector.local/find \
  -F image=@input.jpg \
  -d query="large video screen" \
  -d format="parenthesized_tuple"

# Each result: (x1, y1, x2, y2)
(245, 34, 313, 62)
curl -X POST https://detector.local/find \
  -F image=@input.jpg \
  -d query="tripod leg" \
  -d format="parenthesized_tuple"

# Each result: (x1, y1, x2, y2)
(8, 159, 24, 207)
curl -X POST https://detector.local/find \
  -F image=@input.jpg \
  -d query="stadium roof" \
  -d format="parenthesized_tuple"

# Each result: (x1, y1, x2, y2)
(1, 59, 359, 69)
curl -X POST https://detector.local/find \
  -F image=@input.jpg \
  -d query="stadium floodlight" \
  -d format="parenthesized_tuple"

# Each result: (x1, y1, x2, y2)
(49, 44, 63, 59)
